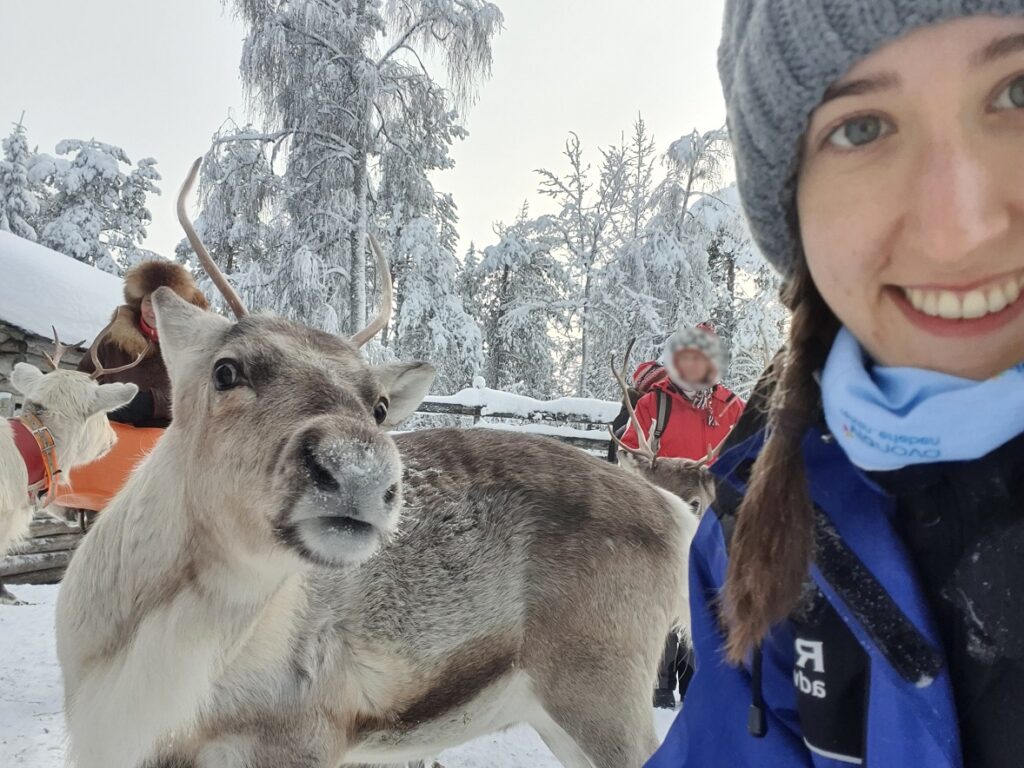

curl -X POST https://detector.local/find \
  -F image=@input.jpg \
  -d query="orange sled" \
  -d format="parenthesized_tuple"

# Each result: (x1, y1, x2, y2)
(52, 422, 164, 514)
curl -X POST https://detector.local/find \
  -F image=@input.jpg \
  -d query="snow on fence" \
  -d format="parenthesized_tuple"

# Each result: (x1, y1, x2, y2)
(417, 384, 619, 452)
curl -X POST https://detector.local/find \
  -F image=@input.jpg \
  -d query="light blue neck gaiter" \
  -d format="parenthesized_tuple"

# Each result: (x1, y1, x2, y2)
(821, 328, 1024, 472)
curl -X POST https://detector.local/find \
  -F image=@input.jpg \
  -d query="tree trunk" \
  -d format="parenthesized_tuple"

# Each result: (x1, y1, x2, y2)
(578, 270, 592, 397)
(350, 151, 369, 334)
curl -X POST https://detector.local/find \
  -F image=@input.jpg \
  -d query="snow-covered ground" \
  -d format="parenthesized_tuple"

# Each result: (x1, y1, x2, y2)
(0, 585, 679, 767)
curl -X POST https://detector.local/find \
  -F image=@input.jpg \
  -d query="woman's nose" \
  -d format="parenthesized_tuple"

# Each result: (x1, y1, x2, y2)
(905, 135, 1013, 269)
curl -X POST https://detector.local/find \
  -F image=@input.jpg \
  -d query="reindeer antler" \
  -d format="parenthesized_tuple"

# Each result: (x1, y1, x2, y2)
(694, 428, 734, 468)
(89, 343, 147, 381)
(351, 234, 394, 348)
(177, 157, 248, 319)
(608, 339, 661, 469)
(43, 326, 83, 371)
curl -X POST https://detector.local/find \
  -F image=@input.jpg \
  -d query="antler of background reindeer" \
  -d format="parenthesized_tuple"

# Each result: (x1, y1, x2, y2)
(609, 338, 663, 468)
(176, 157, 393, 346)
(609, 339, 729, 469)
(43, 325, 145, 380)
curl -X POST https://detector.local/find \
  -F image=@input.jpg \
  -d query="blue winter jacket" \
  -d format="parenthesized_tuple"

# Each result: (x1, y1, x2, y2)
(646, 425, 963, 768)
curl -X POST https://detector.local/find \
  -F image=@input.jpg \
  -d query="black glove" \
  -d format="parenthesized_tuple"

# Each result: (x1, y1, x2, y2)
(109, 390, 156, 426)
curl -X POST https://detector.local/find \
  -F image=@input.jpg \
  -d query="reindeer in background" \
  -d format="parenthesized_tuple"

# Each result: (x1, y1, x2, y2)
(56, 160, 705, 768)
(608, 340, 720, 516)
(0, 333, 138, 601)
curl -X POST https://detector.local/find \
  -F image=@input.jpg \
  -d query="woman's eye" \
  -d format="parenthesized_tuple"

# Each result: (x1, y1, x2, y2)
(826, 115, 891, 149)
(213, 359, 243, 391)
(373, 399, 389, 425)
(992, 76, 1024, 111)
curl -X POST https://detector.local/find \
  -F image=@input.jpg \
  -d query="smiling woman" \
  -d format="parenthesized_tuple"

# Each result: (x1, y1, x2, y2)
(646, 5, 1024, 768)
(798, 19, 1024, 379)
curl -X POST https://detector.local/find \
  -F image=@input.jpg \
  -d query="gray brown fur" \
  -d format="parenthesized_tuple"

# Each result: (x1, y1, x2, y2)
(57, 291, 700, 768)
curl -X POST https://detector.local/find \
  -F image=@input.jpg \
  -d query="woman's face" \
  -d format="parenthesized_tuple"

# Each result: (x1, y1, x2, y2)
(141, 293, 157, 326)
(797, 16, 1024, 380)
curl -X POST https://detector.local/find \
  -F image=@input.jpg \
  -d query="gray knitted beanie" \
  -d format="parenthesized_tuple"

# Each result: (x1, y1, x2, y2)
(719, 1, 1024, 276)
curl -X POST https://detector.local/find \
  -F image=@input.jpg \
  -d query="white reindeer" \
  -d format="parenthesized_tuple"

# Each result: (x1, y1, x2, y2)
(55, 161, 707, 768)
(1, 334, 138, 601)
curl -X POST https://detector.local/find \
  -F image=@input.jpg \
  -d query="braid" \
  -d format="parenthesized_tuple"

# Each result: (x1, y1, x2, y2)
(722, 261, 838, 663)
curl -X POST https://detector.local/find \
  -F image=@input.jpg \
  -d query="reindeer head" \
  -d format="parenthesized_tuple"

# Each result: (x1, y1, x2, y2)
(609, 341, 722, 515)
(160, 160, 435, 570)
(10, 332, 138, 476)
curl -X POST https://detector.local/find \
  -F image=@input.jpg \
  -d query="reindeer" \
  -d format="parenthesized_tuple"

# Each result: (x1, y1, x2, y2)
(55, 160, 705, 768)
(607, 340, 720, 517)
(1, 332, 138, 601)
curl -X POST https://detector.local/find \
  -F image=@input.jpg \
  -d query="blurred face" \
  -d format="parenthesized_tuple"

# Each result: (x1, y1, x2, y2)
(673, 348, 713, 385)
(797, 17, 1024, 380)
(141, 294, 157, 327)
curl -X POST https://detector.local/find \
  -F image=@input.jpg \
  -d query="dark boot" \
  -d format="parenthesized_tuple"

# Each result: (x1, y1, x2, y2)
(653, 688, 677, 709)
(653, 631, 681, 709)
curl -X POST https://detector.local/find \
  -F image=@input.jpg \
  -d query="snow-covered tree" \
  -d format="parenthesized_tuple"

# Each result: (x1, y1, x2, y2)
(0, 119, 40, 241)
(176, 124, 279, 313)
(392, 216, 483, 391)
(473, 206, 565, 395)
(535, 132, 628, 396)
(209, 0, 503, 338)
(31, 139, 160, 274)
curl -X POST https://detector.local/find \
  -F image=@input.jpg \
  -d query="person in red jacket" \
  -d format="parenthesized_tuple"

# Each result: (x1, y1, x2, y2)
(619, 322, 743, 462)
(619, 322, 745, 710)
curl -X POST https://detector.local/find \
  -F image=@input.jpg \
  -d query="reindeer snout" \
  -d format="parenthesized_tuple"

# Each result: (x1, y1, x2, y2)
(281, 427, 403, 567)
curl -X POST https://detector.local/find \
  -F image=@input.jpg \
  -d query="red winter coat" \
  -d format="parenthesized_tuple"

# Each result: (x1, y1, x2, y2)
(620, 379, 744, 461)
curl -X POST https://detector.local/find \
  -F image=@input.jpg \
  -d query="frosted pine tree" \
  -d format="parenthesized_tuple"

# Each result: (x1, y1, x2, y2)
(392, 216, 483, 391)
(688, 184, 786, 392)
(0, 119, 40, 241)
(176, 125, 279, 314)
(31, 139, 160, 274)
(216, 0, 503, 335)
(536, 133, 628, 397)
(474, 206, 565, 396)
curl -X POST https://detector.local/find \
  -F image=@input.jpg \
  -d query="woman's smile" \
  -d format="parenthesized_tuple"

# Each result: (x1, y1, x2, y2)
(887, 266, 1024, 336)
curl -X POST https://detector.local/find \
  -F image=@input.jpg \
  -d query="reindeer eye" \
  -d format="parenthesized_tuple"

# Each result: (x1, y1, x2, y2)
(373, 398, 389, 425)
(213, 359, 243, 391)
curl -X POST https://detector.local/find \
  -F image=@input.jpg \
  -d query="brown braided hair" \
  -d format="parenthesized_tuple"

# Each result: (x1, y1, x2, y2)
(722, 258, 839, 663)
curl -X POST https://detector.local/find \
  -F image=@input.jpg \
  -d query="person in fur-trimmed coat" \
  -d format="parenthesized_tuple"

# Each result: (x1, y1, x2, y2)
(78, 261, 208, 428)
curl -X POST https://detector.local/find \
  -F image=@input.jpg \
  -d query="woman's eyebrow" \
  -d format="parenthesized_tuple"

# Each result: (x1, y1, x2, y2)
(821, 72, 900, 104)
(971, 32, 1024, 68)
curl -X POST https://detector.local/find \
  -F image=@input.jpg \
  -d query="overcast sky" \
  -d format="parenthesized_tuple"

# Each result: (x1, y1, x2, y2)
(0, 0, 727, 257)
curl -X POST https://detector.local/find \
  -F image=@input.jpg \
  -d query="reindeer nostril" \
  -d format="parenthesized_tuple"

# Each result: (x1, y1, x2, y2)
(383, 484, 398, 505)
(303, 442, 340, 492)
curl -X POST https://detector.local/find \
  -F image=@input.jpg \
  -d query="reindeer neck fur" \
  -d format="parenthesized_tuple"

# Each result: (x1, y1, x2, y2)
(57, 427, 309, 768)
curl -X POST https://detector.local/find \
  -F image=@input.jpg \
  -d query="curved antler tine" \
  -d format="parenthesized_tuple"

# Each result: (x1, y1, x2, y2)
(177, 157, 247, 319)
(609, 345, 661, 464)
(90, 349, 147, 381)
(43, 326, 63, 370)
(90, 338, 103, 376)
(351, 233, 393, 348)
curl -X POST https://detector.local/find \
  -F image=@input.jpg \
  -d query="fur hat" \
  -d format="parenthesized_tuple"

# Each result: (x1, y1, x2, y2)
(663, 322, 726, 383)
(123, 260, 208, 310)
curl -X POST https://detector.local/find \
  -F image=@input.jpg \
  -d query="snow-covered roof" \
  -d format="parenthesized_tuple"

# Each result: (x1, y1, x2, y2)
(0, 230, 123, 345)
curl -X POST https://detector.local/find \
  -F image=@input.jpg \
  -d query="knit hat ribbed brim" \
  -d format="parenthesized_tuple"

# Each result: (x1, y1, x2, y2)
(718, 1, 1024, 276)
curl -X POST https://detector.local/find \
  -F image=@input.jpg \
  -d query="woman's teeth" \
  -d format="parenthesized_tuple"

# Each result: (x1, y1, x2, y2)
(903, 274, 1024, 320)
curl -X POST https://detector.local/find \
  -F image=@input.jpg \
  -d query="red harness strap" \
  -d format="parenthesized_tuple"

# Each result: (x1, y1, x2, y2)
(8, 412, 61, 505)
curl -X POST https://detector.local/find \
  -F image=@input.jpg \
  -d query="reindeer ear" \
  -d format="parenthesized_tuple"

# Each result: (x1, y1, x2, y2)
(89, 382, 139, 415)
(374, 362, 435, 426)
(11, 363, 45, 394)
(151, 286, 230, 381)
